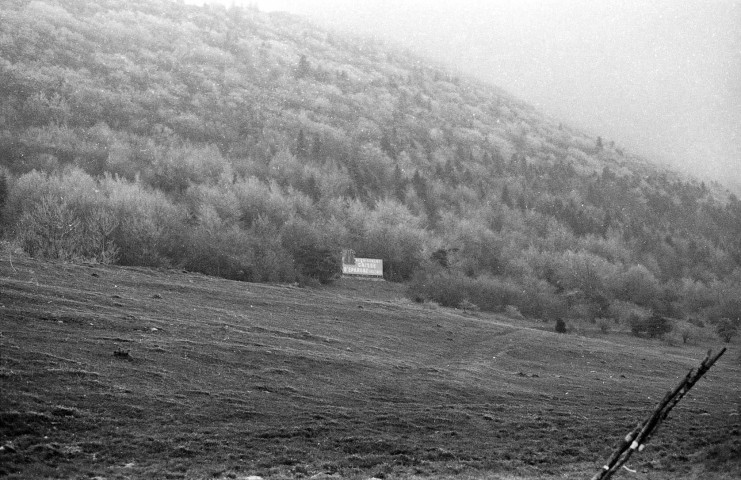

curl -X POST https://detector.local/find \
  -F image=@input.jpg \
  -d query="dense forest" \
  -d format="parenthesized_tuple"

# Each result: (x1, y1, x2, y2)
(1, 0, 739, 338)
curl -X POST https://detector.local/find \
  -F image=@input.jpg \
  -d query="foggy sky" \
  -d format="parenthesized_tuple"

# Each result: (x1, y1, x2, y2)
(193, 0, 741, 189)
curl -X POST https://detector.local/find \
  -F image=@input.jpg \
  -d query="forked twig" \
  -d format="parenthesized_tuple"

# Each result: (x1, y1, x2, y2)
(590, 348, 726, 480)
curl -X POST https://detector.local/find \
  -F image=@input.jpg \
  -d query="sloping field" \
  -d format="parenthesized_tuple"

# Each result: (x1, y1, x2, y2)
(0, 251, 739, 480)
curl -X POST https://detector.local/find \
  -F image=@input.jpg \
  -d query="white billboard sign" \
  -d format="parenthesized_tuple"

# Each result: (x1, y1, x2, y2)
(342, 250, 383, 277)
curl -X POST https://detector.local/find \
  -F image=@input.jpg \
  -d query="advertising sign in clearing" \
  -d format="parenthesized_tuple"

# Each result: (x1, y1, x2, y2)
(342, 254, 383, 277)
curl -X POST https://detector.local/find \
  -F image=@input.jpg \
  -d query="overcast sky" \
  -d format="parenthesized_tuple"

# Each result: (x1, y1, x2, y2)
(191, 0, 741, 188)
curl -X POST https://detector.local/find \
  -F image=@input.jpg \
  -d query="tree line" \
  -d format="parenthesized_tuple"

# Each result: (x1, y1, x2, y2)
(0, 0, 738, 340)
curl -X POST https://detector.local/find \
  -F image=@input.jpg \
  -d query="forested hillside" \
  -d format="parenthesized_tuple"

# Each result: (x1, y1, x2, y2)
(1, 0, 740, 333)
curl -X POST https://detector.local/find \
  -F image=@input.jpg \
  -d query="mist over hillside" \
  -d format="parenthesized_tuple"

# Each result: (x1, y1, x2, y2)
(1, 0, 740, 331)
(242, 0, 741, 191)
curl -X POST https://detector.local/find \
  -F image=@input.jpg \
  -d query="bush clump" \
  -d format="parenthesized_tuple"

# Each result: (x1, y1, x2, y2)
(458, 299, 480, 312)
(407, 266, 565, 319)
(555, 318, 567, 333)
(715, 318, 738, 343)
(293, 244, 341, 284)
(630, 313, 672, 338)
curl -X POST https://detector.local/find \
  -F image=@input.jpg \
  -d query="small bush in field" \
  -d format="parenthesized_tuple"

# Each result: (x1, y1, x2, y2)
(17, 193, 118, 263)
(505, 304, 524, 319)
(597, 318, 611, 333)
(716, 318, 738, 343)
(646, 314, 672, 338)
(407, 269, 468, 308)
(630, 313, 672, 338)
(555, 318, 567, 333)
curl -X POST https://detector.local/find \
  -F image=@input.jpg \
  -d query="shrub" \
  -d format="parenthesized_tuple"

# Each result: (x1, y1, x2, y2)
(607, 300, 649, 325)
(280, 217, 342, 284)
(676, 278, 714, 313)
(609, 264, 661, 307)
(353, 199, 426, 282)
(679, 328, 689, 344)
(518, 277, 567, 320)
(234, 177, 315, 228)
(458, 299, 480, 312)
(716, 318, 738, 343)
(469, 275, 526, 312)
(505, 304, 524, 319)
(629, 314, 644, 336)
(630, 313, 672, 338)
(9, 169, 119, 263)
(408, 270, 468, 308)
(16, 194, 119, 264)
(293, 244, 341, 284)
(551, 250, 617, 301)
(185, 183, 241, 226)
(104, 177, 183, 267)
(149, 144, 233, 193)
(431, 248, 450, 268)
(443, 215, 504, 277)
(406, 267, 566, 320)
(246, 216, 297, 283)
(17, 194, 82, 261)
(707, 292, 741, 326)
(3, 170, 57, 228)
(679, 325, 700, 345)
(646, 314, 672, 338)
(555, 318, 567, 333)
(175, 209, 256, 280)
